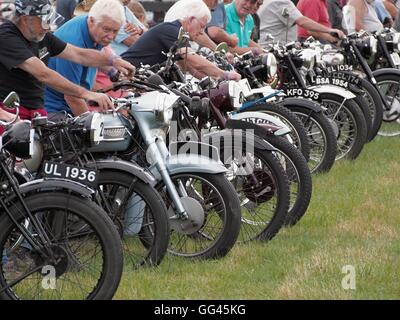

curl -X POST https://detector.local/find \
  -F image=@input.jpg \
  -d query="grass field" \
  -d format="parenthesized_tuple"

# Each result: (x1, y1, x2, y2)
(114, 134, 400, 300)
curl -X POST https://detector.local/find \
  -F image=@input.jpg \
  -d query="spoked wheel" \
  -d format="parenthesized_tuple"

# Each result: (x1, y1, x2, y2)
(0, 192, 123, 300)
(376, 78, 400, 137)
(266, 135, 312, 226)
(220, 144, 290, 242)
(96, 170, 170, 268)
(156, 173, 241, 259)
(320, 93, 367, 160)
(290, 107, 337, 173)
(355, 78, 384, 141)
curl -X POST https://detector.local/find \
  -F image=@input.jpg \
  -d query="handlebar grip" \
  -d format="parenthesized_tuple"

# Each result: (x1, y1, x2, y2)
(330, 31, 340, 39)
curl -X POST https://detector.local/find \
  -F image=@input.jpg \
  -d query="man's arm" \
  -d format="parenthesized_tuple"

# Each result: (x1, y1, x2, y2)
(57, 43, 135, 75)
(17, 56, 112, 109)
(177, 48, 240, 80)
(192, 31, 217, 51)
(207, 26, 238, 47)
(177, 48, 224, 78)
(296, 15, 345, 38)
(65, 95, 89, 116)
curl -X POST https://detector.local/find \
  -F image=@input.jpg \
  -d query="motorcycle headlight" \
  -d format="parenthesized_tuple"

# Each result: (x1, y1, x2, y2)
(154, 92, 178, 126)
(300, 49, 317, 70)
(228, 81, 245, 110)
(321, 52, 345, 66)
(73, 112, 104, 146)
(263, 52, 277, 77)
(370, 36, 378, 56)
(392, 33, 400, 53)
(1, 120, 34, 159)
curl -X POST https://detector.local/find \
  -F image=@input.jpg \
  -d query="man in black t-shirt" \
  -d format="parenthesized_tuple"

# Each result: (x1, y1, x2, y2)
(121, 0, 240, 81)
(0, 0, 134, 127)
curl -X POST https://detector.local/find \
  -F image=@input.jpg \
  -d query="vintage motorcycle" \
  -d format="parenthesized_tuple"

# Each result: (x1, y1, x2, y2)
(0, 92, 123, 300)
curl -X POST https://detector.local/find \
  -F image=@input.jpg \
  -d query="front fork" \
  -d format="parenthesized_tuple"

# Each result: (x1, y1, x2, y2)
(147, 138, 189, 220)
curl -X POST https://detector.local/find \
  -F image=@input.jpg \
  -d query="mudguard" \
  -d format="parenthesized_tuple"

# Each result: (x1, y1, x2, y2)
(206, 127, 277, 151)
(85, 158, 155, 186)
(372, 67, 400, 79)
(164, 154, 228, 177)
(230, 111, 291, 136)
(279, 97, 324, 113)
(18, 178, 94, 198)
(308, 84, 356, 100)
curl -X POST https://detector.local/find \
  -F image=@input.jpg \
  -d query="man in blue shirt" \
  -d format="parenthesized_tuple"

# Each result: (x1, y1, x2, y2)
(45, 0, 126, 116)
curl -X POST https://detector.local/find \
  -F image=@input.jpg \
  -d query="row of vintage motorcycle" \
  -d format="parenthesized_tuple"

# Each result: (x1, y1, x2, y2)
(0, 27, 399, 300)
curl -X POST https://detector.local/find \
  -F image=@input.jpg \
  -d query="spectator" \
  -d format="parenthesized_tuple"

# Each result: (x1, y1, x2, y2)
(225, 0, 263, 49)
(383, 1, 397, 19)
(110, 0, 147, 56)
(375, 0, 393, 27)
(0, 0, 133, 129)
(122, 0, 241, 81)
(44, 0, 135, 117)
(297, 0, 337, 42)
(251, 0, 263, 42)
(56, 0, 83, 27)
(127, 0, 148, 27)
(346, 0, 383, 32)
(327, 0, 345, 31)
(0, 0, 15, 24)
(258, 0, 344, 46)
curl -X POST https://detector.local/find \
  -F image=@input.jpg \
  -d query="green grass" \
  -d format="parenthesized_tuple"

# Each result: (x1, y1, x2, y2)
(114, 135, 400, 300)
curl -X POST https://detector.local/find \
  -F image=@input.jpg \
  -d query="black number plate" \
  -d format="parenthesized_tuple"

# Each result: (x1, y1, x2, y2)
(42, 161, 98, 187)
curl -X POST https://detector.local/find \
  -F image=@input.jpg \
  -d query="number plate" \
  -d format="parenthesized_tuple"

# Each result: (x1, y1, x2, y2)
(284, 88, 321, 102)
(42, 161, 98, 187)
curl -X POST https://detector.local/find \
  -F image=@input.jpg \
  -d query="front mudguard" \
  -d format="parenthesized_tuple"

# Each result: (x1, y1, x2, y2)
(372, 67, 400, 80)
(16, 178, 95, 200)
(205, 127, 277, 152)
(230, 111, 291, 136)
(85, 158, 156, 186)
(279, 97, 325, 113)
(308, 84, 357, 100)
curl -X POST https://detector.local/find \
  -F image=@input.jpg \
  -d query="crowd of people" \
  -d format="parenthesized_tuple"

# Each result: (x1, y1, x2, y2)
(0, 0, 398, 122)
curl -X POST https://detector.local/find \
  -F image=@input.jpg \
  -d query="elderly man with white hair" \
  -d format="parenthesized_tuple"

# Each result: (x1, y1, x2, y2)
(44, 0, 135, 117)
(121, 0, 241, 81)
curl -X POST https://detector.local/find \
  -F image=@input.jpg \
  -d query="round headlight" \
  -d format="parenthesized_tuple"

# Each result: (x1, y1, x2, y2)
(300, 49, 316, 70)
(265, 52, 277, 77)
(155, 92, 178, 125)
(370, 36, 378, 56)
(73, 112, 104, 146)
(1, 120, 33, 159)
(392, 33, 400, 53)
(322, 52, 345, 66)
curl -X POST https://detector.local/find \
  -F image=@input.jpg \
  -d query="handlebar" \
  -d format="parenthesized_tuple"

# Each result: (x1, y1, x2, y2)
(0, 106, 19, 127)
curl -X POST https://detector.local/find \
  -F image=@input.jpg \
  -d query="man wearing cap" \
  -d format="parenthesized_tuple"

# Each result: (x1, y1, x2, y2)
(0, 0, 134, 125)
